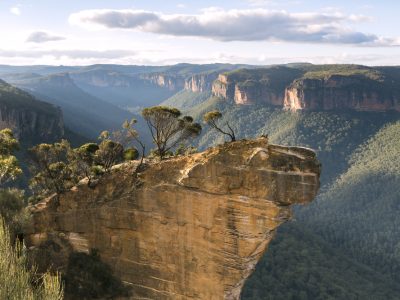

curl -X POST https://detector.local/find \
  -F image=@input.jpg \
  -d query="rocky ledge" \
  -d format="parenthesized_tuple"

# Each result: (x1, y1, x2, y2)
(25, 138, 320, 299)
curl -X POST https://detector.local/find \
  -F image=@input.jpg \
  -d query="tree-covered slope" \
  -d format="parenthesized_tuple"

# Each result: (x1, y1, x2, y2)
(189, 99, 398, 183)
(299, 121, 400, 281)
(3, 73, 136, 139)
(242, 224, 400, 300)
(0, 79, 64, 144)
(161, 90, 211, 111)
(184, 97, 400, 298)
(70, 69, 178, 112)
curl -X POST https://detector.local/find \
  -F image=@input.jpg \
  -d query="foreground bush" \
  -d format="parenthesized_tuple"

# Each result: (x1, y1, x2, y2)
(0, 217, 64, 300)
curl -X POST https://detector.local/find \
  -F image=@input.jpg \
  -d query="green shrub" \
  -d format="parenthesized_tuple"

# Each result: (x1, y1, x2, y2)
(0, 217, 64, 300)
(124, 148, 139, 161)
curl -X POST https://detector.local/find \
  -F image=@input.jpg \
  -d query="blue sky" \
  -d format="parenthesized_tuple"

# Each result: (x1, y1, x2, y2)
(0, 0, 399, 65)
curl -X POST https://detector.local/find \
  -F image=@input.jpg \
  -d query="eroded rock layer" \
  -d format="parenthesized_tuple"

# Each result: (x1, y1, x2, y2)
(284, 75, 400, 111)
(25, 138, 320, 299)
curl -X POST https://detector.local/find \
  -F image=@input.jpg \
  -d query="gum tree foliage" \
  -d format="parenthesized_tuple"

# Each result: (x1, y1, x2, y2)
(96, 131, 124, 171)
(28, 140, 74, 197)
(68, 143, 99, 185)
(142, 106, 202, 159)
(112, 119, 144, 166)
(0, 129, 22, 187)
(123, 148, 139, 161)
(0, 129, 25, 236)
(203, 110, 236, 142)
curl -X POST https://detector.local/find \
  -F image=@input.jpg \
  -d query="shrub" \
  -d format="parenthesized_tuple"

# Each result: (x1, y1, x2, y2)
(124, 148, 139, 161)
(0, 217, 64, 300)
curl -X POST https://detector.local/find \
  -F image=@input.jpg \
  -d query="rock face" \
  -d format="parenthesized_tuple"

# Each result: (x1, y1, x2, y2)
(141, 73, 185, 91)
(234, 84, 282, 106)
(25, 138, 320, 299)
(212, 74, 234, 100)
(211, 67, 400, 111)
(70, 70, 135, 88)
(0, 79, 64, 143)
(284, 75, 400, 111)
(185, 73, 219, 93)
(212, 67, 303, 106)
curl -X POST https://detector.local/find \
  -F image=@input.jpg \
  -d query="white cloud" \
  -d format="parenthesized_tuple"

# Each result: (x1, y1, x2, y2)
(26, 31, 66, 43)
(69, 8, 398, 46)
(10, 6, 21, 16)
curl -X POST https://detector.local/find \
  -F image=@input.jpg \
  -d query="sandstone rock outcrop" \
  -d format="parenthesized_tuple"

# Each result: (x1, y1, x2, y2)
(234, 84, 282, 106)
(211, 67, 400, 111)
(284, 75, 400, 111)
(25, 138, 320, 299)
(141, 73, 185, 91)
(212, 67, 303, 106)
(212, 74, 234, 100)
(70, 70, 135, 88)
(185, 73, 219, 93)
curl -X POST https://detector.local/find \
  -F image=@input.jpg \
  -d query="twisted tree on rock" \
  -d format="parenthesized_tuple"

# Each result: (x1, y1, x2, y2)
(142, 106, 201, 159)
(203, 110, 236, 142)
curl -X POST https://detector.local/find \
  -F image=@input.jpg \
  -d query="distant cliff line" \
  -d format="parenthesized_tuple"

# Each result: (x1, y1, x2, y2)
(210, 65, 400, 112)
(134, 65, 400, 112)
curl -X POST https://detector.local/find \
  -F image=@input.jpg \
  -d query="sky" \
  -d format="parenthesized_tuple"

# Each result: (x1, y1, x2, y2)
(0, 0, 399, 66)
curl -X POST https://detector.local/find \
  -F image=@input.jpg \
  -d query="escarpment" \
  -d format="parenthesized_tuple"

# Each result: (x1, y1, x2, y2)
(212, 67, 303, 106)
(0, 79, 64, 143)
(284, 75, 400, 111)
(25, 138, 320, 300)
(185, 72, 219, 93)
(141, 73, 185, 91)
(211, 66, 400, 112)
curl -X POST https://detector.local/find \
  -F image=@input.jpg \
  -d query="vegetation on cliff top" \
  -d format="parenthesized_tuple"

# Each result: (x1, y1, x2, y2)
(0, 79, 59, 116)
(222, 66, 305, 93)
(300, 64, 384, 80)
(219, 64, 400, 99)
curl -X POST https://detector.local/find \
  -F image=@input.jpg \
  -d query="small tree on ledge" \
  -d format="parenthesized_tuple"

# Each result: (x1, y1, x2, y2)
(203, 110, 236, 142)
(142, 106, 202, 160)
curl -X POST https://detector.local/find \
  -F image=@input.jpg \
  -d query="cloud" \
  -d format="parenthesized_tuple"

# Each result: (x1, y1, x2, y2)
(247, 0, 275, 6)
(69, 8, 398, 46)
(10, 6, 21, 16)
(26, 31, 66, 43)
(0, 49, 137, 59)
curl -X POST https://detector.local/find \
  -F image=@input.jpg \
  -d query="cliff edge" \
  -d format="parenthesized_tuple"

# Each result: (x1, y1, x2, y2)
(25, 138, 320, 299)
(0, 79, 64, 143)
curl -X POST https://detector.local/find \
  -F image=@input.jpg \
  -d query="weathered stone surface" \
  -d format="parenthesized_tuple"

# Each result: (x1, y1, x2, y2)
(234, 84, 282, 106)
(185, 73, 219, 93)
(141, 73, 185, 91)
(211, 68, 400, 111)
(25, 138, 320, 299)
(212, 74, 234, 100)
(211, 67, 302, 107)
(284, 75, 400, 111)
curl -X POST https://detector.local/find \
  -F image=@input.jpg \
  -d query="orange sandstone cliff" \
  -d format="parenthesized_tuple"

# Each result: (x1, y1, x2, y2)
(283, 75, 400, 111)
(25, 138, 320, 299)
